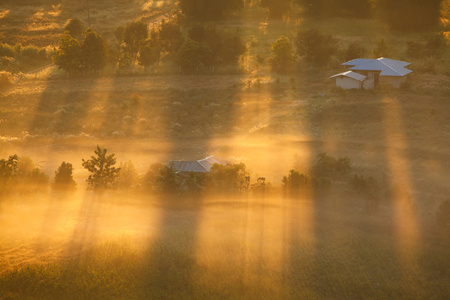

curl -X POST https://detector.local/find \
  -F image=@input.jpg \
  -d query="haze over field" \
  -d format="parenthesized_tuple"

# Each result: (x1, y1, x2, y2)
(1, 0, 450, 299)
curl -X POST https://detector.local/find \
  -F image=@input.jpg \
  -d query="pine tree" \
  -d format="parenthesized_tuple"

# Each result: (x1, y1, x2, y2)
(82, 146, 121, 190)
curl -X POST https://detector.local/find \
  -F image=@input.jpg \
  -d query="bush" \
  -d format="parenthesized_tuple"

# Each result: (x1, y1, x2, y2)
(270, 35, 296, 73)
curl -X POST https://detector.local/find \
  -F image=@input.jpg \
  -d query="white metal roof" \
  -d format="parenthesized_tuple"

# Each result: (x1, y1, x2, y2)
(342, 57, 412, 77)
(329, 71, 367, 81)
(169, 155, 228, 173)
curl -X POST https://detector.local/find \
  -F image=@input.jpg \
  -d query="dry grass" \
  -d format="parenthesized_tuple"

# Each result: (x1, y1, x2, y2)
(0, 195, 448, 299)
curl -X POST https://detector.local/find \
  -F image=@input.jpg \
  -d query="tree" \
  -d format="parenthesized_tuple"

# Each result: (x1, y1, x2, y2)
(53, 162, 76, 192)
(0, 154, 18, 184)
(123, 21, 148, 68)
(374, 0, 441, 31)
(206, 163, 249, 194)
(270, 35, 296, 73)
(219, 30, 247, 65)
(63, 18, 84, 39)
(179, 0, 243, 20)
(312, 153, 351, 181)
(176, 38, 201, 72)
(82, 146, 121, 190)
(81, 28, 107, 73)
(372, 38, 390, 58)
(117, 161, 139, 191)
(296, 0, 372, 18)
(138, 44, 161, 70)
(158, 21, 183, 53)
(342, 42, 366, 62)
(261, 0, 291, 19)
(295, 29, 338, 68)
(114, 25, 125, 43)
(53, 32, 82, 74)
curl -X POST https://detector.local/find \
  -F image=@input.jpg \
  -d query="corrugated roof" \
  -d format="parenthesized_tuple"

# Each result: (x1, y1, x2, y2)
(169, 155, 228, 173)
(342, 57, 412, 77)
(329, 71, 367, 81)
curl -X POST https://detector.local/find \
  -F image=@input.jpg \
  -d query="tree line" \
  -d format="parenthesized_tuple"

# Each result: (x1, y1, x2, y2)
(180, 0, 445, 32)
(1, 147, 449, 227)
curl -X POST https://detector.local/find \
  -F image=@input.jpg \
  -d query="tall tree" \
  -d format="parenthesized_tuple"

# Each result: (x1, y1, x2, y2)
(63, 18, 84, 39)
(261, 0, 291, 19)
(81, 28, 107, 73)
(374, 0, 441, 31)
(53, 161, 76, 192)
(179, 0, 243, 20)
(53, 32, 82, 75)
(82, 146, 121, 190)
(270, 35, 296, 73)
(123, 21, 148, 67)
(295, 29, 338, 68)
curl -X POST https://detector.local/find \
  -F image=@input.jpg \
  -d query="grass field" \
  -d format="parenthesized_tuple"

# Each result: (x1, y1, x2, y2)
(1, 1, 450, 299)
(0, 194, 449, 299)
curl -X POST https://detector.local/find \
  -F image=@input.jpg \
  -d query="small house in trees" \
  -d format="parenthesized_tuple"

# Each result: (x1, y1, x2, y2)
(168, 155, 228, 175)
(329, 71, 367, 89)
(330, 58, 412, 89)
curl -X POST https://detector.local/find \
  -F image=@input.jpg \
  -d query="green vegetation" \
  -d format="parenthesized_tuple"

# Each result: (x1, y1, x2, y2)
(81, 146, 121, 190)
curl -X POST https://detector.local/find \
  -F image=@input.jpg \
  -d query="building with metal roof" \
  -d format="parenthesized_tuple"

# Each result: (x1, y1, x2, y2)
(331, 58, 412, 89)
(168, 155, 228, 175)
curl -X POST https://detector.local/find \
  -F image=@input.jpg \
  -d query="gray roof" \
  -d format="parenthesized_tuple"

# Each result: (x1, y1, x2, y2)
(342, 57, 412, 77)
(329, 71, 367, 81)
(169, 155, 228, 173)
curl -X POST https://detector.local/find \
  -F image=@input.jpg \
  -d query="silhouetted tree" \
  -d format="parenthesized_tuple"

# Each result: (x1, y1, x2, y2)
(158, 21, 183, 53)
(138, 44, 161, 70)
(82, 146, 121, 190)
(312, 153, 351, 181)
(295, 29, 338, 68)
(123, 21, 148, 67)
(114, 25, 125, 43)
(81, 28, 107, 73)
(374, 0, 441, 31)
(261, 0, 291, 19)
(176, 38, 201, 72)
(342, 42, 366, 62)
(179, 0, 243, 20)
(206, 163, 249, 194)
(53, 32, 82, 74)
(117, 161, 139, 191)
(53, 162, 76, 192)
(63, 18, 84, 38)
(270, 35, 296, 73)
